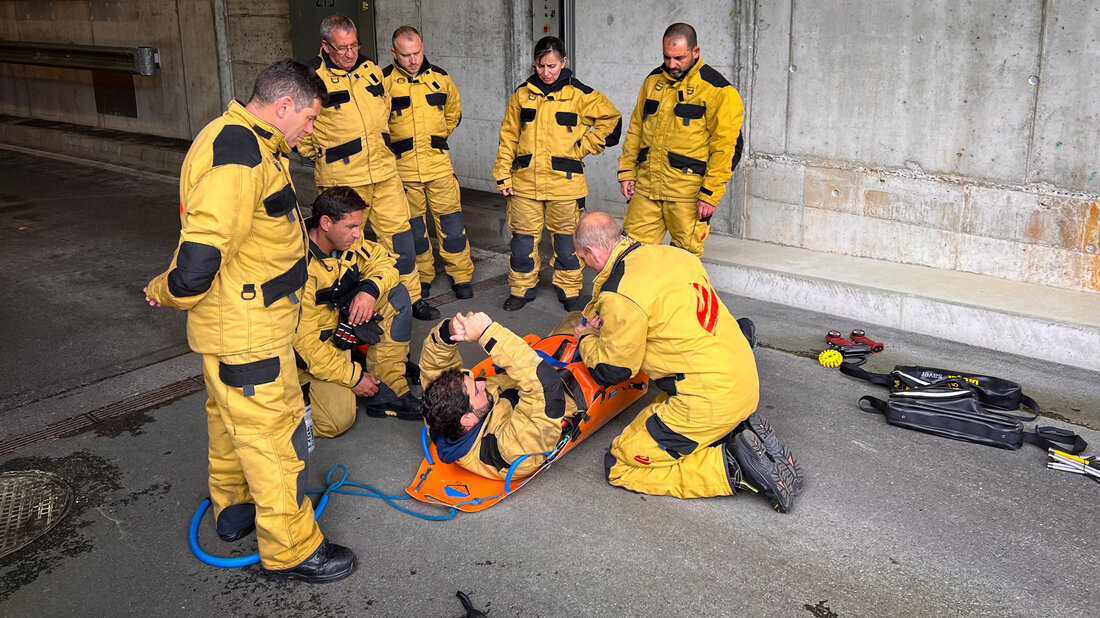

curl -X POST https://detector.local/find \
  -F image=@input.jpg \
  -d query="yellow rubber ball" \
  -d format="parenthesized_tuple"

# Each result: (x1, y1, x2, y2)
(818, 349, 844, 369)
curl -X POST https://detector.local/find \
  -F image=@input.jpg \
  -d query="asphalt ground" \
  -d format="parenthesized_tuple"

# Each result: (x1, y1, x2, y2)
(0, 147, 1098, 617)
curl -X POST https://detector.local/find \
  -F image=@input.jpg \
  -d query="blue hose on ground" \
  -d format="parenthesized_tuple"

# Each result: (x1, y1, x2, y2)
(188, 464, 456, 568)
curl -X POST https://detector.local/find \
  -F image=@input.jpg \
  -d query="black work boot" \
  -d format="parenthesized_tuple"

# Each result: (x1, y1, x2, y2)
(740, 412, 803, 494)
(412, 298, 440, 321)
(503, 295, 528, 311)
(452, 282, 473, 299)
(728, 429, 796, 513)
(561, 295, 590, 312)
(264, 539, 357, 583)
(421, 283, 431, 299)
(364, 392, 422, 421)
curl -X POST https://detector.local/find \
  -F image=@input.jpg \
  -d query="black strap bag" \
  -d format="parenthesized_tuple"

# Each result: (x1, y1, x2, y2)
(841, 363, 1039, 418)
(859, 389, 1087, 454)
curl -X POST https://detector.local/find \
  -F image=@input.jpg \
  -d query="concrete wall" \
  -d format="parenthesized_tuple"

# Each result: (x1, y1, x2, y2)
(745, 0, 1100, 292)
(2, 0, 1097, 292)
(0, 0, 222, 139)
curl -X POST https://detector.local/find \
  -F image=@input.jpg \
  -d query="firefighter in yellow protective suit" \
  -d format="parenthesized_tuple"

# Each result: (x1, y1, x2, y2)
(296, 187, 420, 438)
(145, 60, 356, 581)
(492, 36, 621, 312)
(419, 312, 580, 479)
(572, 212, 802, 512)
(618, 24, 744, 257)
(382, 26, 474, 300)
(297, 15, 439, 322)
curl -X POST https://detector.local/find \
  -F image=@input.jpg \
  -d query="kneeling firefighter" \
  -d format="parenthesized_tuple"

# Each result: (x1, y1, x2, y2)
(296, 186, 420, 438)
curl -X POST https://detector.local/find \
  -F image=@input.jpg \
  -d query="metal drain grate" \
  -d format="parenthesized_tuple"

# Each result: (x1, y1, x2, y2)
(0, 376, 206, 457)
(0, 471, 74, 558)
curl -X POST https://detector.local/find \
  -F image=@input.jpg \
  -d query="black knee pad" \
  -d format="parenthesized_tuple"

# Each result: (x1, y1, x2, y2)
(391, 229, 416, 275)
(439, 212, 469, 253)
(387, 285, 413, 343)
(552, 233, 579, 270)
(409, 216, 429, 254)
(509, 233, 535, 272)
(603, 450, 617, 481)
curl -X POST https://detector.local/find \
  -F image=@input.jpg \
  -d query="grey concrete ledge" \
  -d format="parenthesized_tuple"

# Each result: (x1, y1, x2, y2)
(702, 235, 1100, 372)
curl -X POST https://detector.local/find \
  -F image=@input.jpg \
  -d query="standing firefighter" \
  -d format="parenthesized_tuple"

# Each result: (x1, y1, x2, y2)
(492, 35, 621, 312)
(382, 25, 475, 301)
(144, 60, 356, 582)
(297, 14, 440, 322)
(618, 23, 744, 257)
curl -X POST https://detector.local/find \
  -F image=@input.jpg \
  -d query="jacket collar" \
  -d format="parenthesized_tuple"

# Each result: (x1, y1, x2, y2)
(657, 56, 704, 84)
(525, 68, 574, 96)
(319, 48, 368, 74)
(592, 236, 640, 292)
(226, 100, 288, 155)
(392, 58, 433, 80)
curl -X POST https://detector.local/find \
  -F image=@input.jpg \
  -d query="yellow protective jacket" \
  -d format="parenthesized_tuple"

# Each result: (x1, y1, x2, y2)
(294, 237, 399, 388)
(577, 238, 758, 413)
(298, 50, 398, 187)
(493, 70, 622, 200)
(617, 58, 744, 206)
(419, 321, 577, 479)
(146, 101, 307, 355)
(381, 60, 461, 183)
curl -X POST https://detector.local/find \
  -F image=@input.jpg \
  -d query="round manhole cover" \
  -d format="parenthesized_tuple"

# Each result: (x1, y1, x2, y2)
(0, 470, 74, 558)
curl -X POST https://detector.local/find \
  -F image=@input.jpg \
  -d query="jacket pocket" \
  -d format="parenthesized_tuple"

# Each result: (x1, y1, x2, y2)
(642, 98, 659, 118)
(391, 95, 412, 115)
(261, 257, 307, 307)
(324, 90, 351, 108)
(555, 111, 579, 132)
(511, 153, 533, 171)
(667, 152, 707, 176)
(551, 157, 584, 179)
(636, 146, 650, 164)
(325, 138, 363, 164)
(519, 107, 537, 124)
(430, 135, 449, 151)
(390, 136, 414, 159)
(262, 184, 298, 219)
(424, 92, 447, 108)
(673, 102, 705, 126)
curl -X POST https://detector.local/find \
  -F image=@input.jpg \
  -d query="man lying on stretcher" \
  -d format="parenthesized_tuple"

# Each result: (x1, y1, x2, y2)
(420, 311, 582, 479)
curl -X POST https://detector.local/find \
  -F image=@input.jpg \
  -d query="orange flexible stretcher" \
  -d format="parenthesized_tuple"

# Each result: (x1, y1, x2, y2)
(406, 333, 649, 512)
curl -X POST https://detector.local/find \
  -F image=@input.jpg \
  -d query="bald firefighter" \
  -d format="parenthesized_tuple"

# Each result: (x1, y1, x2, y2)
(492, 35, 621, 312)
(297, 14, 439, 322)
(572, 213, 802, 512)
(295, 187, 420, 436)
(144, 60, 356, 581)
(618, 23, 744, 257)
(382, 25, 475, 301)
(420, 312, 580, 479)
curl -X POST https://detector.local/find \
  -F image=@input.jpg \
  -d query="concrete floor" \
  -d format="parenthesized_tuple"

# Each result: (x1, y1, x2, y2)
(0, 147, 1098, 617)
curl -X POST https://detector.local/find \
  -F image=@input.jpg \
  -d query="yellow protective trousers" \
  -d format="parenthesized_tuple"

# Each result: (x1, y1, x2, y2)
(606, 378, 752, 499)
(505, 195, 583, 300)
(623, 193, 710, 258)
(404, 174, 474, 287)
(202, 344, 324, 569)
(331, 176, 421, 304)
(300, 368, 355, 439)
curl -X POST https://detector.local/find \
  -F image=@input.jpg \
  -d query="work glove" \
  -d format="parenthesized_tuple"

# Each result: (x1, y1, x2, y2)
(331, 313, 359, 350)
